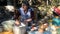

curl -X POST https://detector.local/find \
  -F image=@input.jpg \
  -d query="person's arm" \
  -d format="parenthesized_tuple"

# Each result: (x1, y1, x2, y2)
(31, 11, 34, 20)
(14, 9, 21, 25)
(15, 19, 20, 26)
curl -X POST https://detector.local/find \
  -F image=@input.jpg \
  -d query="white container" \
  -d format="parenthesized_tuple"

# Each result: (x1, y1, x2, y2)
(13, 23, 26, 34)
(1, 20, 15, 31)
(0, 26, 3, 32)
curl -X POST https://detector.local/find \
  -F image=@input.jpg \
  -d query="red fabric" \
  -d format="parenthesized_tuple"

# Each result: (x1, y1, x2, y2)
(54, 7, 60, 15)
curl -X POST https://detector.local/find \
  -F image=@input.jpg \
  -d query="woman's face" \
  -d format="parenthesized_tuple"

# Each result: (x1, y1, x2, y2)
(40, 25, 45, 29)
(39, 23, 48, 29)
(43, 23, 48, 28)
(22, 4, 28, 11)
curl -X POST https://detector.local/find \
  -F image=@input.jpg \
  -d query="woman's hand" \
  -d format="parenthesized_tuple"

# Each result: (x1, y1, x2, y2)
(24, 18, 32, 23)
(26, 18, 32, 22)
(15, 20, 20, 26)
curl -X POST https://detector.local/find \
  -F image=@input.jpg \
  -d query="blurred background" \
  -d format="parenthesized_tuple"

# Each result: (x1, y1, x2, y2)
(0, 0, 60, 34)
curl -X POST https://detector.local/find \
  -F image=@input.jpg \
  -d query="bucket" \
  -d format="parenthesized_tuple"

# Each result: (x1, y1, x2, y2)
(13, 23, 26, 34)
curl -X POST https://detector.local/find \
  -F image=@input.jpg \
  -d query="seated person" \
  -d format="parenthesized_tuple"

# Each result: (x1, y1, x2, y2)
(28, 22, 51, 34)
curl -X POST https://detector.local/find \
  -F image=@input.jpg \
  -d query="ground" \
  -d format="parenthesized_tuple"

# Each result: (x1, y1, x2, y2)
(0, 30, 13, 34)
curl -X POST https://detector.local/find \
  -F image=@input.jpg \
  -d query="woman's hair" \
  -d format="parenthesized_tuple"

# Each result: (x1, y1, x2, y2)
(22, 1, 29, 6)
(38, 21, 48, 27)
(14, 9, 20, 20)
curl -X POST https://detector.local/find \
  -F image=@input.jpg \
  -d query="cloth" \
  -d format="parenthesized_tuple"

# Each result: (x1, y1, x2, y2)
(44, 31, 51, 34)
(56, 28, 60, 34)
(2, 20, 15, 30)
(28, 31, 51, 34)
(52, 18, 60, 26)
(54, 7, 60, 15)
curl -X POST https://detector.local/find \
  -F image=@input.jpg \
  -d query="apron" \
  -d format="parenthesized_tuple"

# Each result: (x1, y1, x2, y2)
(19, 8, 31, 22)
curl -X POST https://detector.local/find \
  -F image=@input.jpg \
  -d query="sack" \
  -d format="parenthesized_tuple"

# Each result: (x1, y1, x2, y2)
(2, 20, 15, 31)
